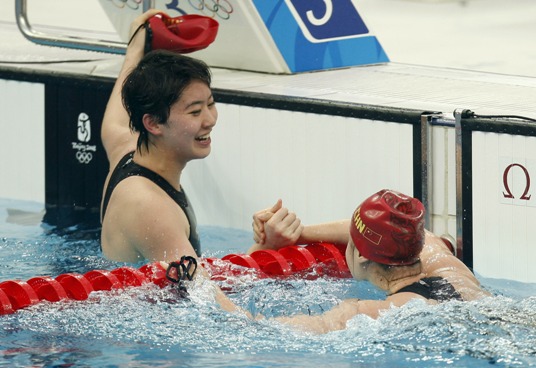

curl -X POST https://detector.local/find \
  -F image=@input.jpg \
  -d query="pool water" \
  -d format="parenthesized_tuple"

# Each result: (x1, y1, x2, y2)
(1, 198, 536, 367)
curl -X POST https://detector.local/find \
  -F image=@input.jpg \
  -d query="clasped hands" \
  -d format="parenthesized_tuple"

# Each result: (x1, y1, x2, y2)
(252, 199, 304, 250)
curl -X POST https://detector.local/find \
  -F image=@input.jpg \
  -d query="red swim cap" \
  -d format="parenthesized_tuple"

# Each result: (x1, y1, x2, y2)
(349, 189, 425, 266)
(147, 13, 219, 54)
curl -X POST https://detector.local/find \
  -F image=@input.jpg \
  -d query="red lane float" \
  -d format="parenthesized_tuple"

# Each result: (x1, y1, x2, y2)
(0, 243, 350, 315)
(84, 270, 122, 291)
(0, 288, 14, 315)
(0, 280, 39, 311)
(221, 254, 260, 269)
(139, 262, 168, 288)
(250, 250, 293, 276)
(56, 273, 94, 301)
(27, 276, 68, 302)
(111, 267, 147, 287)
(216, 242, 350, 279)
(306, 242, 348, 276)
(279, 245, 317, 271)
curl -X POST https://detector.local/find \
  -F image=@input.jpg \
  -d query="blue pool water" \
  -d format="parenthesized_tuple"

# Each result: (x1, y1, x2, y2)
(1, 198, 536, 367)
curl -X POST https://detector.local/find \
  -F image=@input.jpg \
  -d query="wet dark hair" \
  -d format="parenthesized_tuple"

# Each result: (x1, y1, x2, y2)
(122, 50, 212, 152)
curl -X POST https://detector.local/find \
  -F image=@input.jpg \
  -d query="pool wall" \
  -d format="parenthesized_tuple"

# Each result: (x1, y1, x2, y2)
(0, 71, 447, 247)
(5, 74, 536, 283)
(458, 115, 536, 283)
(2, 0, 536, 283)
(0, 72, 424, 228)
(0, 79, 44, 204)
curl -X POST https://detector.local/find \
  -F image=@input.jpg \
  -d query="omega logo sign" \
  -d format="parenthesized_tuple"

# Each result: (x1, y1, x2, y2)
(502, 163, 531, 201)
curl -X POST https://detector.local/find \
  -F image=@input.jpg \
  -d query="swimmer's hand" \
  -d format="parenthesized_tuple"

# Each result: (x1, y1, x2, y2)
(252, 199, 303, 250)
(127, 9, 162, 51)
(252, 200, 281, 244)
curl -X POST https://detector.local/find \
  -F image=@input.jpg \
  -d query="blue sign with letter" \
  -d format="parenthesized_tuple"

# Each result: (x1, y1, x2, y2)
(285, 0, 369, 42)
(252, 0, 389, 73)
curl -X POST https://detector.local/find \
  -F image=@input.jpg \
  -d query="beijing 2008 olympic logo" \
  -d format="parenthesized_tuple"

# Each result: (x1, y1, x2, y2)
(72, 112, 97, 165)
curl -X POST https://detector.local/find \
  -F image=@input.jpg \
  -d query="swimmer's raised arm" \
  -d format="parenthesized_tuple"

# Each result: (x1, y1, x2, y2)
(101, 9, 162, 167)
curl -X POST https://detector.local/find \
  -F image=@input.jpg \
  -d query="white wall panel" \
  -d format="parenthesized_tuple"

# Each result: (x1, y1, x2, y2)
(183, 104, 414, 231)
(0, 80, 44, 203)
(472, 131, 536, 282)
(430, 125, 457, 238)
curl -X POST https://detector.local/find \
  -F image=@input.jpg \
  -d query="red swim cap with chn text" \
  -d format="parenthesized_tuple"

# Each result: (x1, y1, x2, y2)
(349, 189, 425, 266)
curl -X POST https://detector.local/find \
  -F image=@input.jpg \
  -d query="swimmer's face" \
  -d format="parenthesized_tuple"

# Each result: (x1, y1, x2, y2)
(159, 80, 217, 161)
(345, 238, 370, 280)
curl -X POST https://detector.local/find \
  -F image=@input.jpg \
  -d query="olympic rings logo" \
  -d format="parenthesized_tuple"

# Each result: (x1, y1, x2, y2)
(109, 0, 143, 10)
(188, 0, 233, 20)
(108, 0, 233, 19)
(76, 151, 93, 164)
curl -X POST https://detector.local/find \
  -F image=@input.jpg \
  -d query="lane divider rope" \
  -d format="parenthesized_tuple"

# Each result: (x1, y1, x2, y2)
(0, 242, 350, 315)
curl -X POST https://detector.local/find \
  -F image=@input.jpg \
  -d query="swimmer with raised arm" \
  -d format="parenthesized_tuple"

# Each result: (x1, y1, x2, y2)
(100, 9, 214, 263)
(253, 190, 490, 333)
(100, 10, 276, 263)
(99, 10, 297, 315)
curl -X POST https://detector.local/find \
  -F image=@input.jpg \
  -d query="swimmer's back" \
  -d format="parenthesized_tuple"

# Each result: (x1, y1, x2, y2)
(420, 231, 490, 301)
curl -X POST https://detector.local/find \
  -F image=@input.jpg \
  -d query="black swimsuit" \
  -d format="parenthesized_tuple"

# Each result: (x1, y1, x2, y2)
(101, 152, 201, 257)
(393, 276, 463, 302)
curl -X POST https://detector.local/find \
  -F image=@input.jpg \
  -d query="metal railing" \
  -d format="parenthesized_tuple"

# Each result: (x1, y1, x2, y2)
(15, 0, 155, 54)
(420, 113, 455, 230)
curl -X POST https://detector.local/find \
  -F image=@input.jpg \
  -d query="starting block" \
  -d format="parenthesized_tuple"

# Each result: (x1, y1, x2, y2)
(99, 0, 389, 73)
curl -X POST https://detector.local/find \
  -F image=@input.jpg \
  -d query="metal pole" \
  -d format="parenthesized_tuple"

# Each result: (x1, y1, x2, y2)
(15, 0, 127, 54)
(454, 108, 465, 260)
